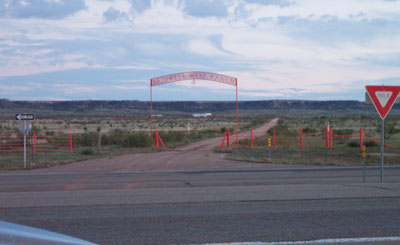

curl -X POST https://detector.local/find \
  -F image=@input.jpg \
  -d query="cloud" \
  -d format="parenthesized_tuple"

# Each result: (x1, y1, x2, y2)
(187, 39, 230, 57)
(112, 85, 147, 90)
(0, 0, 86, 19)
(1, 0, 400, 100)
(103, 7, 128, 22)
(183, 0, 228, 18)
(52, 83, 100, 94)
(0, 85, 33, 95)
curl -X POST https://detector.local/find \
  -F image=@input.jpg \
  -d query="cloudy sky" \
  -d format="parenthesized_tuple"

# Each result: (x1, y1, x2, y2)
(0, 0, 399, 101)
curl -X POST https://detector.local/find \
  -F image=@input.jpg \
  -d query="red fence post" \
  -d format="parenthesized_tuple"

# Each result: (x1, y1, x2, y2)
(33, 132, 36, 153)
(155, 130, 159, 149)
(158, 134, 166, 150)
(360, 127, 363, 147)
(325, 126, 329, 148)
(329, 127, 333, 148)
(220, 131, 227, 150)
(300, 128, 303, 150)
(273, 128, 276, 151)
(250, 128, 253, 148)
(227, 129, 230, 148)
(69, 132, 72, 153)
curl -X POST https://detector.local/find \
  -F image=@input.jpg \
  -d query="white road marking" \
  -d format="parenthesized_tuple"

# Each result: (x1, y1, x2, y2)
(200, 236, 400, 245)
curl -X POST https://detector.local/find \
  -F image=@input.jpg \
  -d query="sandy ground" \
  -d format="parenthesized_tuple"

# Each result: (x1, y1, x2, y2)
(31, 118, 279, 174)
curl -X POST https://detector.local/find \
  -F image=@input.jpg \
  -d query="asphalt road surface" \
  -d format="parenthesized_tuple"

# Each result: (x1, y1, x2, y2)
(1, 119, 400, 244)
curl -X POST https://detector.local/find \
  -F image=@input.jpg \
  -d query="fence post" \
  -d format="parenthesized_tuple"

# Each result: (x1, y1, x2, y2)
(300, 128, 303, 150)
(155, 130, 159, 149)
(251, 128, 253, 148)
(158, 134, 166, 150)
(227, 129, 230, 148)
(360, 127, 363, 148)
(329, 127, 333, 148)
(33, 131, 36, 153)
(325, 126, 329, 148)
(220, 131, 227, 150)
(69, 132, 72, 153)
(273, 128, 276, 151)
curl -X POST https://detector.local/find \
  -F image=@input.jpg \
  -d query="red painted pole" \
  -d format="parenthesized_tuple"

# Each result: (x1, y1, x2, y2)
(220, 131, 227, 150)
(325, 126, 329, 148)
(33, 131, 36, 153)
(227, 129, 230, 148)
(150, 82, 153, 147)
(250, 128, 253, 148)
(155, 130, 159, 149)
(69, 132, 72, 152)
(158, 135, 166, 150)
(360, 127, 363, 147)
(273, 128, 276, 151)
(329, 127, 333, 148)
(300, 128, 303, 150)
(235, 82, 239, 146)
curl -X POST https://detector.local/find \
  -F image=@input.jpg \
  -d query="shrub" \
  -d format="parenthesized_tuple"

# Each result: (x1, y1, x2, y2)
(364, 141, 378, 147)
(75, 133, 93, 146)
(122, 132, 149, 147)
(81, 149, 94, 155)
(158, 131, 185, 143)
(347, 141, 360, 148)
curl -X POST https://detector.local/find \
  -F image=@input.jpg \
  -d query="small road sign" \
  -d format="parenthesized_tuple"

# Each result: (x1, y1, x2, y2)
(15, 113, 35, 120)
(365, 86, 400, 119)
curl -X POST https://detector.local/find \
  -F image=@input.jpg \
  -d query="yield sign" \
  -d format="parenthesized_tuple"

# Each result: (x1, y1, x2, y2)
(366, 85, 400, 119)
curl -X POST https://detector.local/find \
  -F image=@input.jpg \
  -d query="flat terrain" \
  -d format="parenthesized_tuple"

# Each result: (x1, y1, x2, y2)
(1, 118, 400, 245)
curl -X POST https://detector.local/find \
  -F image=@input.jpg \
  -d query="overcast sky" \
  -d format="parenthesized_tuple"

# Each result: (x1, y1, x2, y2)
(0, 0, 399, 101)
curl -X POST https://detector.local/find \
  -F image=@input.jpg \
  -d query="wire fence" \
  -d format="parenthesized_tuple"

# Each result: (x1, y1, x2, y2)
(0, 133, 72, 153)
(224, 126, 400, 166)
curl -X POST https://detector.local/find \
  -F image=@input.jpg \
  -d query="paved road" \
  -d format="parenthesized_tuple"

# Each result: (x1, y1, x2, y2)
(1, 167, 400, 244)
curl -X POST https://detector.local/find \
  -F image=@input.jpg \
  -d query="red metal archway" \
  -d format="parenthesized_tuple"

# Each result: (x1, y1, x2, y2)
(150, 71, 238, 147)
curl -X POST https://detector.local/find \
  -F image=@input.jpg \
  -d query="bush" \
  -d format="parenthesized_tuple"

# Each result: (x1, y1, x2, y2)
(158, 131, 185, 143)
(364, 141, 378, 147)
(122, 132, 149, 147)
(303, 127, 317, 133)
(74, 133, 93, 146)
(347, 141, 360, 148)
(81, 149, 94, 155)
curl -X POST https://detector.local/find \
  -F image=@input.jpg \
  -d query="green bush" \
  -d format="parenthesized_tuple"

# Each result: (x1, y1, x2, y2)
(122, 132, 149, 147)
(74, 133, 93, 146)
(81, 149, 94, 155)
(158, 131, 185, 143)
(364, 141, 378, 147)
(347, 141, 360, 148)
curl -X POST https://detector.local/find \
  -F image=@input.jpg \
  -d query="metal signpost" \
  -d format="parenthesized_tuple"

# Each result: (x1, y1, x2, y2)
(15, 114, 34, 168)
(365, 86, 400, 183)
(361, 145, 366, 183)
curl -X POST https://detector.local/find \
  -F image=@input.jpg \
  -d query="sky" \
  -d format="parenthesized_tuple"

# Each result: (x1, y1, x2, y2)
(0, 0, 400, 101)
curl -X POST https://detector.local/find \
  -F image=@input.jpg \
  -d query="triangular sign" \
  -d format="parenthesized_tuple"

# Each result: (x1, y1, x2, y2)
(366, 85, 400, 119)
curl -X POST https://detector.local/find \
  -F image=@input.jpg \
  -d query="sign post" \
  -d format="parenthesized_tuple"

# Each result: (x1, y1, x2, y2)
(15, 114, 34, 168)
(365, 86, 400, 183)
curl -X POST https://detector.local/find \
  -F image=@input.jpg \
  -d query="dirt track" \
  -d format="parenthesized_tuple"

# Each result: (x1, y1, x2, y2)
(32, 118, 279, 174)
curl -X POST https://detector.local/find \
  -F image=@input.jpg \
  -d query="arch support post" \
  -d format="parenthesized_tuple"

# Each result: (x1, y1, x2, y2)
(150, 84, 153, 147)
(236, 82, 239, 146)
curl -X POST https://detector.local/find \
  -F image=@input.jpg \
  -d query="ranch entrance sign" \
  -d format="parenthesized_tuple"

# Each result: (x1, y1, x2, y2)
(150, 71, 239, 147)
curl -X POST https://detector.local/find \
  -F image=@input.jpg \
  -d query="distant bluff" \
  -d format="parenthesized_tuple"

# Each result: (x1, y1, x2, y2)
(0, 99, 399, 116)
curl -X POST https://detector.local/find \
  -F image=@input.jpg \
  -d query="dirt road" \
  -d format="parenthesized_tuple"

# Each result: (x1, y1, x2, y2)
(32, 118, 279, 174)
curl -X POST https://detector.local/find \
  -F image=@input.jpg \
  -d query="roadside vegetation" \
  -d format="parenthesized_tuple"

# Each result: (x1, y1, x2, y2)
(223, 115, 400, 166)
(0, 115, 272, 170)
